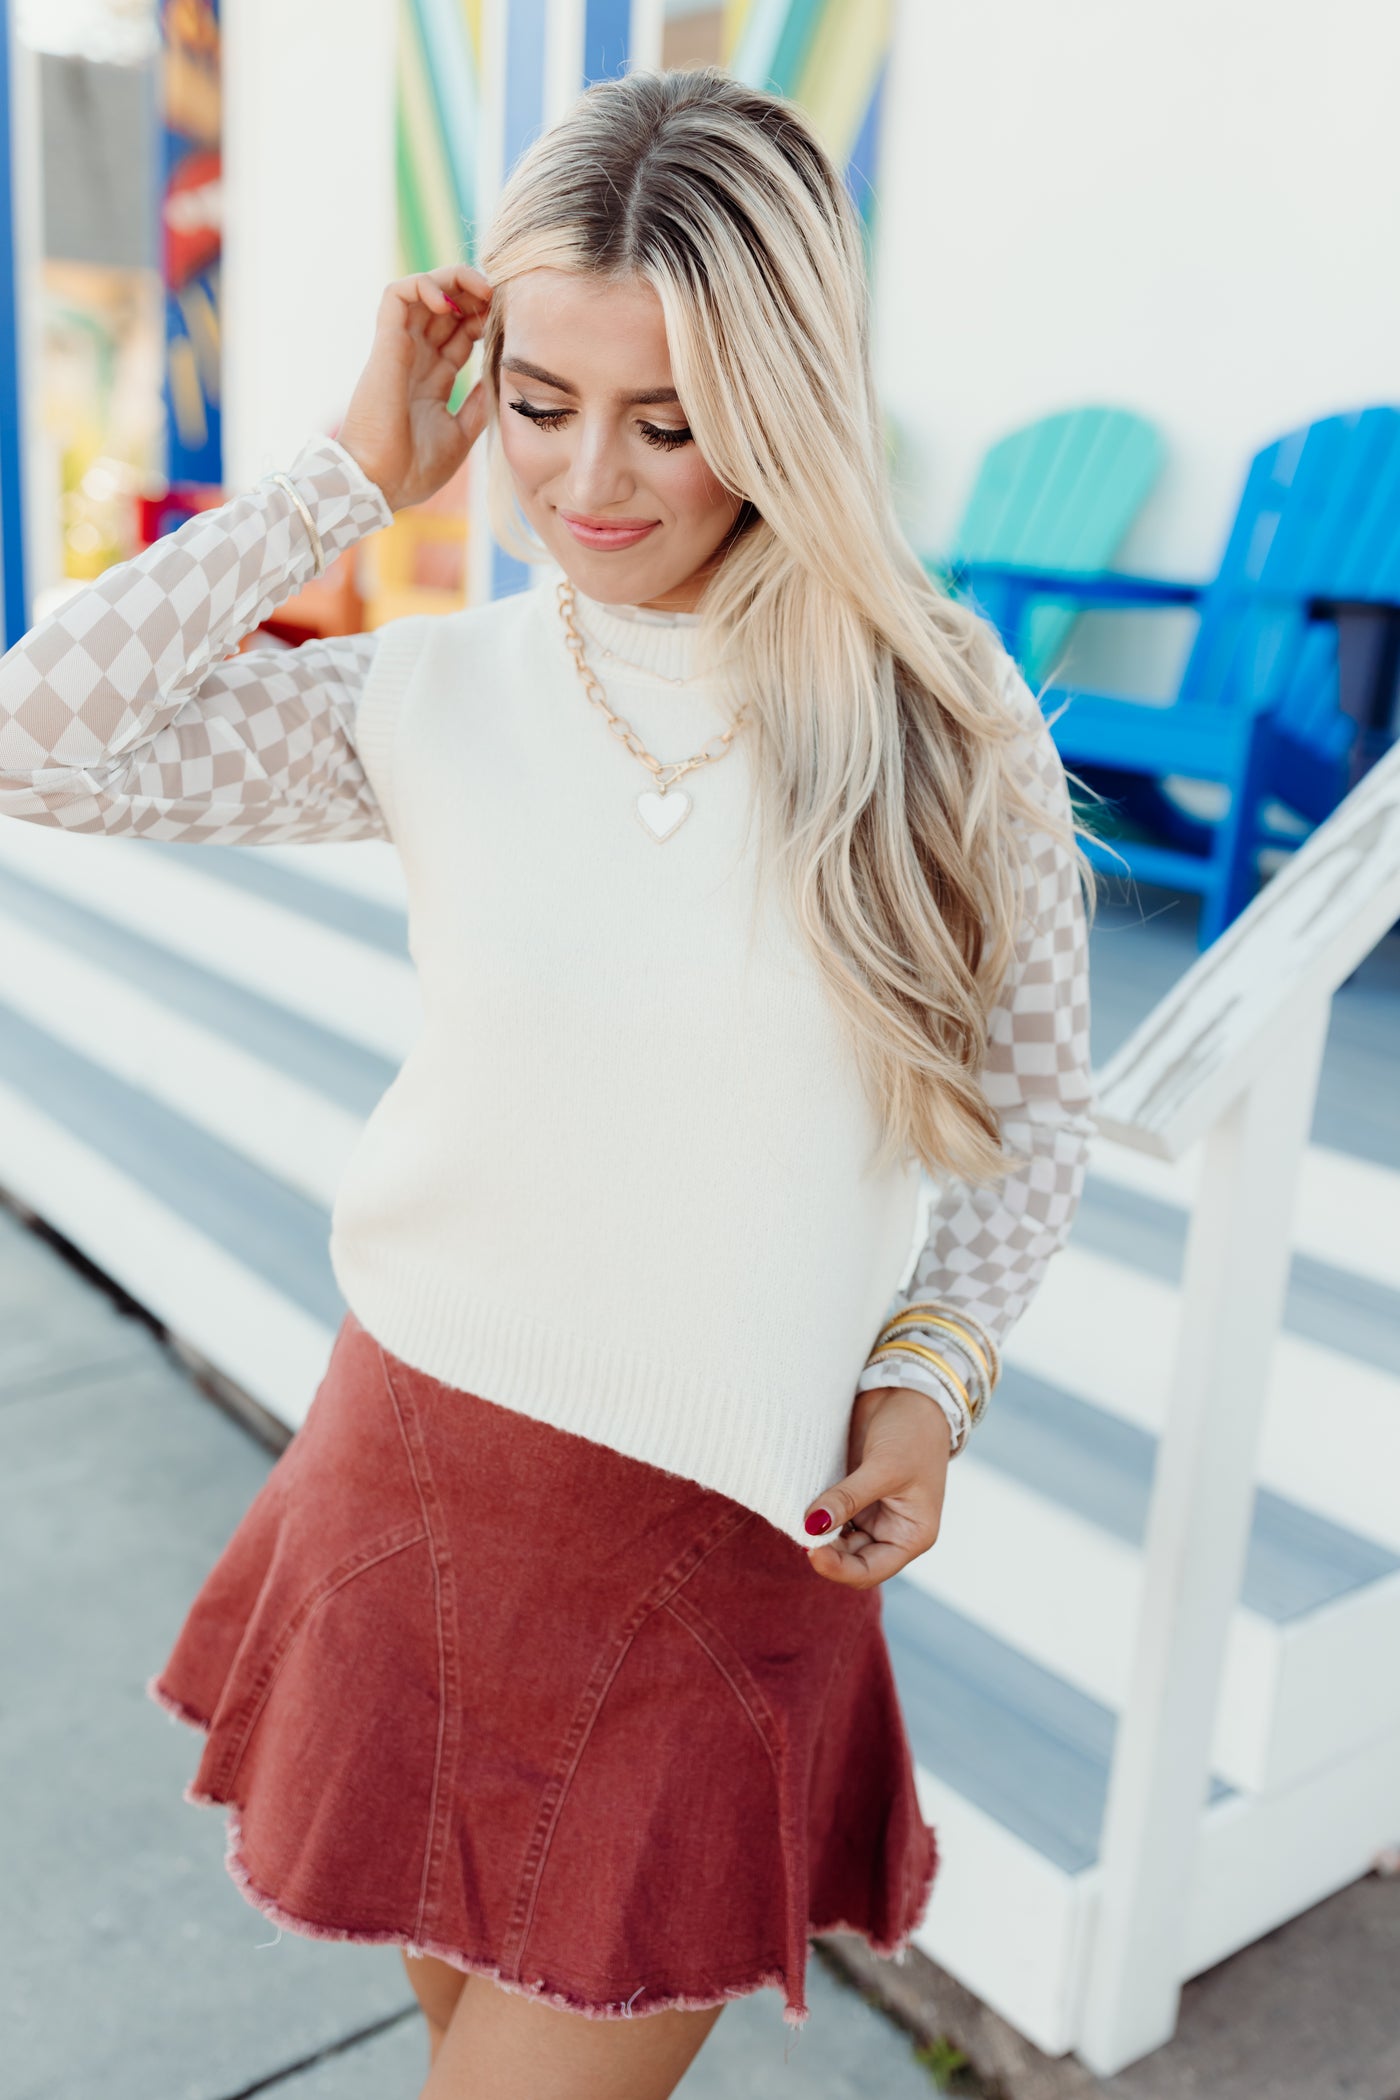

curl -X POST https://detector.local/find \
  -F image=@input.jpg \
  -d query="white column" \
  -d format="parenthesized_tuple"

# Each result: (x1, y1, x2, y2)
(1078, 994, 1333, 2073)
(221, 0, 398, 488)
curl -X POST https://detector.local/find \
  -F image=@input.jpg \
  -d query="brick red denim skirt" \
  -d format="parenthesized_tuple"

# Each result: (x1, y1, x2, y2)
(147, 1309, 938, 2026)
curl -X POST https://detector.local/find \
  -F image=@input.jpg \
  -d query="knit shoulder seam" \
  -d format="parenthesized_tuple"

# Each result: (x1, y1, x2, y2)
(351, 615, 435, 842)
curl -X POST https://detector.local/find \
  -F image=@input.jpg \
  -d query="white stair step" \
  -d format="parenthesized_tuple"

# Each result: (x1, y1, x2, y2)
(880, 1582, 1400, 2058)
(0, 824, 419, 1061)
(906, 1371, 1400, 1792)
(1015, 1242, 1400, 1554)
(1087, 1130, 1400, 1294)
(1072, 1156, 1400, 1385)
(0, 903, 365, 1212)
(0, 1074, 336, 1423)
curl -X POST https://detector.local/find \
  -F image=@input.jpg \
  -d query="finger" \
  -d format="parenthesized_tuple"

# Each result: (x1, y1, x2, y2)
(802, 1454, 907, 1540)
(454, 377, 490, 451)
(381, 271, 492, 329)
(806, 1533, 913, 1589)
(425, 260, 493, 308)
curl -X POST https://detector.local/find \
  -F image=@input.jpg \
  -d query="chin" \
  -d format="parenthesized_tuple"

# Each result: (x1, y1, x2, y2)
(551, 546, 674, 605)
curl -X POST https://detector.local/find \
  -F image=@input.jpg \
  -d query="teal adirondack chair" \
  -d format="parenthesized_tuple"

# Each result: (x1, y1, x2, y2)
(933, 408, 1166, 687)
(958, 407, 1400, 950)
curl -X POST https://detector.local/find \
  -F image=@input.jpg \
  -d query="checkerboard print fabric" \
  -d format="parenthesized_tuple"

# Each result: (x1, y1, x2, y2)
(0, 435, 393, 846)
(854, 659, 1097, 1439)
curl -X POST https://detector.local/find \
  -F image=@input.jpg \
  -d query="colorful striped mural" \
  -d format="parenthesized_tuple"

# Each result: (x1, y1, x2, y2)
(396, 0, 890, 276)
(393, 0, 893, 597)
(725, 0, 891, 230)
(398, 0, 483, 272)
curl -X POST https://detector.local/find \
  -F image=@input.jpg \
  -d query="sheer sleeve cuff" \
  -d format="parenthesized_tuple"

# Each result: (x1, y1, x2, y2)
(274, 434, 395, 570)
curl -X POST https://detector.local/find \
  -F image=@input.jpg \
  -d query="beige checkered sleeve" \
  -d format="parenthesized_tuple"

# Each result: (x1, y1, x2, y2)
(0, 434, 395, 845)
(856, 650, 1099, 1449)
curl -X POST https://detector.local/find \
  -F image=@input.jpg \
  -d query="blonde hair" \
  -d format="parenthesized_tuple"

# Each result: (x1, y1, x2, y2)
(476, 67, 1100, 1185)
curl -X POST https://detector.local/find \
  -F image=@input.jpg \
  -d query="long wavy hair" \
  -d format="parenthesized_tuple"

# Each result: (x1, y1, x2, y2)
(475, 67, 1100, 1185)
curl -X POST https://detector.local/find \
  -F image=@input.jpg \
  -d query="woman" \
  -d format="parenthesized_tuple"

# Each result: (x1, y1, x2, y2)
(0, 67, 1098, 2100)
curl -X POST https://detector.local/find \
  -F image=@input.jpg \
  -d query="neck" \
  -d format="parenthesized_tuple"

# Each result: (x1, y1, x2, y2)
(564, 578, 705, 683)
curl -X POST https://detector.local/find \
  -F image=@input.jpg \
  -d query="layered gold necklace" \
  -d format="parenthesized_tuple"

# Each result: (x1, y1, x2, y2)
(556, 581, 748, 842)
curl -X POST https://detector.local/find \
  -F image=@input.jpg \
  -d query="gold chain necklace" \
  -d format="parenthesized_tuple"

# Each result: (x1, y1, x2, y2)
(556, 580, 748, 842)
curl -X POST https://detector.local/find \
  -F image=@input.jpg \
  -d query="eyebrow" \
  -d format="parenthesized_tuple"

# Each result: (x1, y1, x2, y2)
(501, 357, 681, 407)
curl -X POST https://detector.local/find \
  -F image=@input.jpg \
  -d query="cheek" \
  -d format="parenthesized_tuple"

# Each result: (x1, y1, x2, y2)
(498, 415, 559, 494)
(658, 449, 739, 535)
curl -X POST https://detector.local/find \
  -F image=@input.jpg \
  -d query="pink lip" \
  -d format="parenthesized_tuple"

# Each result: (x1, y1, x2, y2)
(559, 510, 660, 551)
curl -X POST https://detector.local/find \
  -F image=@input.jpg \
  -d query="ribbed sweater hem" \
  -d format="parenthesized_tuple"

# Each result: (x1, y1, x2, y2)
(327, 1232, 841, 1552)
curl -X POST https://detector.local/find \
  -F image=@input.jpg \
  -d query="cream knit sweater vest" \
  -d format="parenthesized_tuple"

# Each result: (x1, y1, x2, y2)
(329, 576, 924, 1548)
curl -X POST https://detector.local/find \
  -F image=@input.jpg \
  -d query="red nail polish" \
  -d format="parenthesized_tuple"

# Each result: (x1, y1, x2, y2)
(444, 296, 465, 317)
(804, 1508, 833, 1536)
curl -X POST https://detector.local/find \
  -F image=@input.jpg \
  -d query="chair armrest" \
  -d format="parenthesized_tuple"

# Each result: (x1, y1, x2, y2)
(954, 561, 1202, 609)
(948, 562, 1203, 667)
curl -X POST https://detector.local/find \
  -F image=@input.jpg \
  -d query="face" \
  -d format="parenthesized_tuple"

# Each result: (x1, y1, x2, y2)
(494, 269, 745, 613)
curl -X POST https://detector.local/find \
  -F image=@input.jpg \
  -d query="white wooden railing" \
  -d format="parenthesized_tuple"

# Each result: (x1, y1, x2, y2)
(1077, 737, 1400, 2074)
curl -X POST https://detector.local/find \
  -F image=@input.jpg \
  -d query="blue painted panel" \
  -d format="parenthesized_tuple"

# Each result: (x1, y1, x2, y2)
(160, 0, 223, 486)
(584, 0, 632, 83)
(491, 543, 534, 599)
(492, 0, 551, 600)
(503, 0, 548, 166)
(845, 59, 884, 228)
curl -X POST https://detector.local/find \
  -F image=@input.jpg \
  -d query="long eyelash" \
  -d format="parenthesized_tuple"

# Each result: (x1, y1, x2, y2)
(509, 400, 571, 427)
(508, 399, 692, 451)
(640, 423, 693, 451)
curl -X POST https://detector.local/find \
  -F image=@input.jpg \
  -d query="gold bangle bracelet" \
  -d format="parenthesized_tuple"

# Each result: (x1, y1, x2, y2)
(878, 1311, 994, 1389)
(877, 1304, 1000, 1387)
(866, 1343, 974, 1447)
(909, 1315, 996, 1391)
(867, 1339, 977, 1421)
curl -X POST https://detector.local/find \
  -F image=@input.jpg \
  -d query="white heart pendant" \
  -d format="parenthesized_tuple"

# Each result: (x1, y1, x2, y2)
(635, 788, 692, 841)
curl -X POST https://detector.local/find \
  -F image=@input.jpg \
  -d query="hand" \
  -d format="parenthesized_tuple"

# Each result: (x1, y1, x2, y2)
(803, 1385, 951, 1588)
(337, 264, 494, 513)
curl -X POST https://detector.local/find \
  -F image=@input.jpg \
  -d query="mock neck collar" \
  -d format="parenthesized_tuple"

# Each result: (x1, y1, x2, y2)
(550, 577, 705, 686)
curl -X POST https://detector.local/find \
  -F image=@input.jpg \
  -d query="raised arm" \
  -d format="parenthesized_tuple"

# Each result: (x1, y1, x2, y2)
(0, 434, 395, 847)
(854, 652, 1099, 1450)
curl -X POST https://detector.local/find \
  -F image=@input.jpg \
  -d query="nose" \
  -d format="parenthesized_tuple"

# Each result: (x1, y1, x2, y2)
(560, 415, 636, 517)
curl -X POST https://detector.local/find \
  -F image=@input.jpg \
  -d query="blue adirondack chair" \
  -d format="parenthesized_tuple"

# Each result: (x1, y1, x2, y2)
(932, 407, 1165, 687)
(959, 407, 1400, 949)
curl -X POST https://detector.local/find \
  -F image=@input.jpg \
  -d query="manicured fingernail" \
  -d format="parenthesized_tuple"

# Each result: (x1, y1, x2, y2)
(443, 296, 465, 316)
(804, 1508, 833, 1536)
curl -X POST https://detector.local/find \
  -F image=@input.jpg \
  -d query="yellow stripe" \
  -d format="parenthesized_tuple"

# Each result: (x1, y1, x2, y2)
(721, 0, 754, 66)
(794, 0, 889, 163)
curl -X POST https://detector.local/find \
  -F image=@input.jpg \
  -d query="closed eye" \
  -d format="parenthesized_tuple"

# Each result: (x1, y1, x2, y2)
(507, 399, 693, 451)
(509, 399, 572, 427)
(639, 422, 693, 451)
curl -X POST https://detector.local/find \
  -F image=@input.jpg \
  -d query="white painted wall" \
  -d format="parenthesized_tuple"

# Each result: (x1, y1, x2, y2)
(873, 0, 1400, 692)
(222, 0, 398, 488)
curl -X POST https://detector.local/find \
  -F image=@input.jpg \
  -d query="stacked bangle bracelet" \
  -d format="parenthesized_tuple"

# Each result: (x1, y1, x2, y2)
(865, 1301, 1001, 1438)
